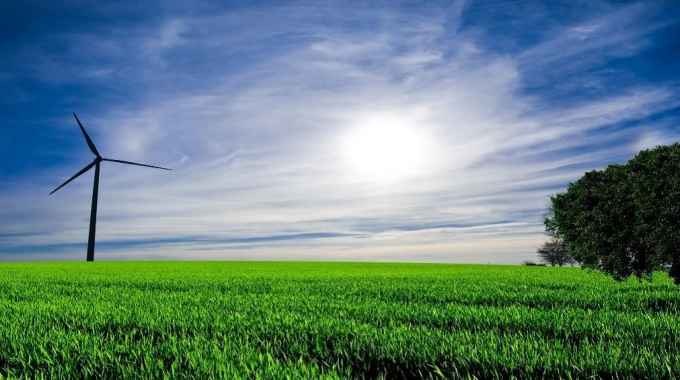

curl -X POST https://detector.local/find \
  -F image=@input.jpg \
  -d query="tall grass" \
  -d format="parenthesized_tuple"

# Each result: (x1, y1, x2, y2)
(0, 262, 678, 379)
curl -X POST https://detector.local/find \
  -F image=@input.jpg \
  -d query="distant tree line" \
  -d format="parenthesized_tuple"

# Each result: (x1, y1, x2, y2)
(522, 261, 546, 267)
(541, 143, 680, 284)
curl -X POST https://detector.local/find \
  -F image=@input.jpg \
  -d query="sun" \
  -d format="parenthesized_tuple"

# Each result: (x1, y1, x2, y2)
(340, 113, 433, 184)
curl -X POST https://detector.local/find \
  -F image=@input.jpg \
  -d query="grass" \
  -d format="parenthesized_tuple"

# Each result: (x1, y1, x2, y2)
(0, 262, 678, 379)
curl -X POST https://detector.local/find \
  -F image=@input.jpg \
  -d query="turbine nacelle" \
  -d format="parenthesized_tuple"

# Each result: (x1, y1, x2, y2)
(50, 113, 171, 261)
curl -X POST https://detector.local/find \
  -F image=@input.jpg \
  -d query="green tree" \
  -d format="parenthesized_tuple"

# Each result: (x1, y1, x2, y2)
(546, 143, 680, 284)
(627, 144, 680, 283)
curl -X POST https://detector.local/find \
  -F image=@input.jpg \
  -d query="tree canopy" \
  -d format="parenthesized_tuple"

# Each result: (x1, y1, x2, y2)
(546, 143, 680, 284)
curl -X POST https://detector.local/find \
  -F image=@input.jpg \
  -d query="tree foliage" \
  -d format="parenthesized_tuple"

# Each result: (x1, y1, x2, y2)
(546, 143, 680, 284)
(537, 236, 573, 267)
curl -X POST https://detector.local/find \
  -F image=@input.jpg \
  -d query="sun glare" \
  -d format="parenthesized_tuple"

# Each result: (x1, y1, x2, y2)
(341, 113, 433, 184)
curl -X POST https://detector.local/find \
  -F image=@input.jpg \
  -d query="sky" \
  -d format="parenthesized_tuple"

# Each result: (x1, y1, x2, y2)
(1, 0, 679, 263)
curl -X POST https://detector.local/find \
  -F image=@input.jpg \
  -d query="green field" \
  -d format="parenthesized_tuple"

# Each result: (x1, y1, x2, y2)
(0, 262, 678, 379)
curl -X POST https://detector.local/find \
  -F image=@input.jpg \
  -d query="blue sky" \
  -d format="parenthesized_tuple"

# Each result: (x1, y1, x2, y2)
(1, 0, 679, 262)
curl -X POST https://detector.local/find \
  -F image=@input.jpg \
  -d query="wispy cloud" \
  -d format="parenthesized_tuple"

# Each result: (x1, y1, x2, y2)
(1, 0, 678, 262)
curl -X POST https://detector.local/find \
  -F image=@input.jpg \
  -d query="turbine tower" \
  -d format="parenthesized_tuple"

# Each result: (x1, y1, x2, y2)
(50, 113, 171, 261)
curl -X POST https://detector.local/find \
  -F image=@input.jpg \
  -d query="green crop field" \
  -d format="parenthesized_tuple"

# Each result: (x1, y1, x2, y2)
(0, 262, 678, 379)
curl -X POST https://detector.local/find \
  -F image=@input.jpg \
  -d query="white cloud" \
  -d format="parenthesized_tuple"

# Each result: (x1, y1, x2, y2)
(142, 19, 189, 66)
(1, 1, 679, 263)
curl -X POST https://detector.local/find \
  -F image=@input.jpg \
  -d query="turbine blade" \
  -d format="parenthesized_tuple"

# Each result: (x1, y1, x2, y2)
(73, 113, 101, 158)
(102, 158, 172, 171)
(50, 161, 97, 195)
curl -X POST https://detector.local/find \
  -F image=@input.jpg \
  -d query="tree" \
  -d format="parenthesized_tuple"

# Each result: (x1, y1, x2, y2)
(627, 144, 680, 283)
(546, 143, 680, 284)
(536, 235, 573, 267)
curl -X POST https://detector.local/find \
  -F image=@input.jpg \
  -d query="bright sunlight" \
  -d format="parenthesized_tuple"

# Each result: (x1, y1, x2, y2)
(340, 113, 434, 184)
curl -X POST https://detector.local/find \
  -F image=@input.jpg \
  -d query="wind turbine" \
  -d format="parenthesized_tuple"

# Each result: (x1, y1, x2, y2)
(50, 113, 171, 261)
